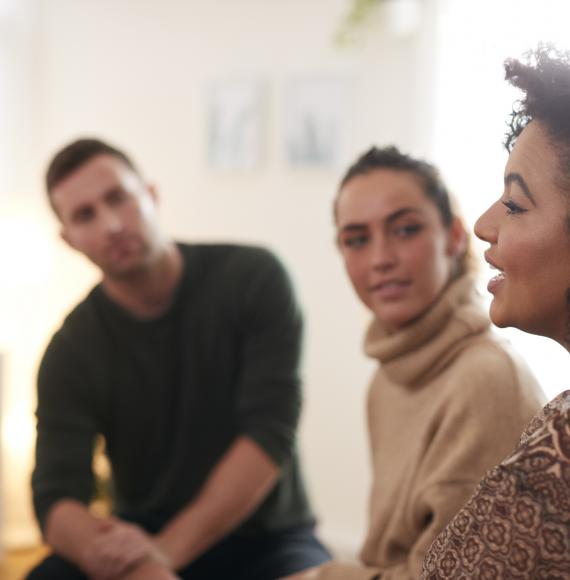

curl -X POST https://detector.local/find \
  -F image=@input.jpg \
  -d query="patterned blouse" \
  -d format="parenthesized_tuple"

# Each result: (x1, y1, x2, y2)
(421, 391, 570, 579)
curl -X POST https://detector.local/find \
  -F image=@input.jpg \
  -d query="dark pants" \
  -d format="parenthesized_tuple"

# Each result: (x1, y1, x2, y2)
(26, 526, 331, 580)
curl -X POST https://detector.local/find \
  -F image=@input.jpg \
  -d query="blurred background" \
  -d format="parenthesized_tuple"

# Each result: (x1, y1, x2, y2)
(1, 0, 569, 562)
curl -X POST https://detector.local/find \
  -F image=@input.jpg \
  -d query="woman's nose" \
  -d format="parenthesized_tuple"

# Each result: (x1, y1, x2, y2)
(370, 236, 397, 271)
(474, 203, 498, 244)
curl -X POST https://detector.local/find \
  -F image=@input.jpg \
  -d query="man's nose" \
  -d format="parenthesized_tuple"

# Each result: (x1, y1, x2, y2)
(100, 207, 124, 235)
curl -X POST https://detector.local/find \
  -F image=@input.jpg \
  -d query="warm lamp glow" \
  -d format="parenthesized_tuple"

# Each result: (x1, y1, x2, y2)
(0, 202, 56, 548)
(0, 212, 53, 289)
(2, 406, 34, 461)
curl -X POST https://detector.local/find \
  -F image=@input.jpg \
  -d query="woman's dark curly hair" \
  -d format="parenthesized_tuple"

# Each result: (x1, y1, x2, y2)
(505, 44, 570, 155)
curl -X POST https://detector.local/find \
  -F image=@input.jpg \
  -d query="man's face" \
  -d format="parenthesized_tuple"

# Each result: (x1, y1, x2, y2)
(51, 153, 163, 279)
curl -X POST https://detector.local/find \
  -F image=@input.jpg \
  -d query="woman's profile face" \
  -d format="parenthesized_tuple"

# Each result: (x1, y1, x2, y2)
(475, 121, 570, 343)
(336, 168, 463, 331)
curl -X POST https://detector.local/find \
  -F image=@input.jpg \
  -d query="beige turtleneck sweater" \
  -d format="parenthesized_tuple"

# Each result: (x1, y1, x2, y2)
(316, 275, 545, 580)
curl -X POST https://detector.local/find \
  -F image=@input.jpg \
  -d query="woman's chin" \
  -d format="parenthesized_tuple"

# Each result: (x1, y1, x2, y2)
(489, 306, 546, 338)
(488, 302, 512, 329)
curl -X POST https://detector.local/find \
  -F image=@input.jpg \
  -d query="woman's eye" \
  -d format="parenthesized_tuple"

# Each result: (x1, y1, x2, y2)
(501, 199, 527, 215)
(343, 234, 368, 248)
(394, 224, 422, 238)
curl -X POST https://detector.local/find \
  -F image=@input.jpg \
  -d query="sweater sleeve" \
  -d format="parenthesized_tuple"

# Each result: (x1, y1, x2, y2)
(32, 331, 98, 532)
(315, 561, 381, 580)
(313, 483, 480, 580)
(233, 248, 304, 466)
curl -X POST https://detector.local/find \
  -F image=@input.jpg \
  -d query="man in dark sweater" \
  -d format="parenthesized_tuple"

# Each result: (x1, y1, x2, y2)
(28, 138, 330, 580)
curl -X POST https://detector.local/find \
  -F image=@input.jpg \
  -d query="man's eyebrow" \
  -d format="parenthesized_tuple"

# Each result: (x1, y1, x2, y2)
(104, 185, 126, 197)
(504, 173, 537, 206)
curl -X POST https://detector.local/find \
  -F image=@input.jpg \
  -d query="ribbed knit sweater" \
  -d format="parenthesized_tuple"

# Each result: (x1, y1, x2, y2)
(316, 274, 545, 580)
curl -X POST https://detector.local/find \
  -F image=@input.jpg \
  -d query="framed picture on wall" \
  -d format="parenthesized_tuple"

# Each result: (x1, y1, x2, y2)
(207, 79, 264, 171)
(284, 76, 346, 168)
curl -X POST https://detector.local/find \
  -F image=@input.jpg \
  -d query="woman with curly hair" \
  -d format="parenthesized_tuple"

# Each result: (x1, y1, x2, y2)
(283, 144, 544, 580)
(422, 44, 570, 579)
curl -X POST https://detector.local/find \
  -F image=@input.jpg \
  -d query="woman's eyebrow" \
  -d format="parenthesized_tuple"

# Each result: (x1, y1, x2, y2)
(340, 223, 367, 233)
(385, 207, 422, 224)
(504, 172, 537, 206)
(340, 207, 422, 233)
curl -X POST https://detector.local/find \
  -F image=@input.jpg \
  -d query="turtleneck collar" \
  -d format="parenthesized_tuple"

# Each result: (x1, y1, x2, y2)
(364, 274, 490, 387)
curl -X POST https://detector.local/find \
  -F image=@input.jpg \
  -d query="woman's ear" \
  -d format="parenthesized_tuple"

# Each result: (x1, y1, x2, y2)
(447, 216, 467, 258)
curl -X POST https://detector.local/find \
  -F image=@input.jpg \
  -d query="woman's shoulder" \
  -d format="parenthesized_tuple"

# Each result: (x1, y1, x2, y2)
(512, 390, 570, 449)
(433, 336, 545, 432)
(445, 332, 543, 395)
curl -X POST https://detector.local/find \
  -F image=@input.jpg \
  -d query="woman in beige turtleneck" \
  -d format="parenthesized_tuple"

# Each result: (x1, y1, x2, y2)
(283, 146, 545, 580)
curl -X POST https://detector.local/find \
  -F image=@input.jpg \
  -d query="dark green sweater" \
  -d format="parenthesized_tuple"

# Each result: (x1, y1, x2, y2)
(32, 243, 315, 534)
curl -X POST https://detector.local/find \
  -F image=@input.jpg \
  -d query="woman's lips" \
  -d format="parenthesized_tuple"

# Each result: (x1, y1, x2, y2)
(487, 271, 505, 294)
(484, 253, 505, 295)
(369, 279, 411, 300)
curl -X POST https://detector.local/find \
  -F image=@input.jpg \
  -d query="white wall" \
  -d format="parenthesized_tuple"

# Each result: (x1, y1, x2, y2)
(1, 0, 440, 551)
(432, 0, 570, 399)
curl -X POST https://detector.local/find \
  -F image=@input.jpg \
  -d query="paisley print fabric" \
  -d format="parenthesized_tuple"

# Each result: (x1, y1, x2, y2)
(421, 391, 570, 579)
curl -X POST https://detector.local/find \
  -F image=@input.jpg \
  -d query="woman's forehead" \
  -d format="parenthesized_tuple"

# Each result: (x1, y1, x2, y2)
(506, 123, 559, 180)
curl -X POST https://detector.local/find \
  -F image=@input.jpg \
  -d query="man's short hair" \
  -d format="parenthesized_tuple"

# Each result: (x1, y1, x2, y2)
(46, 138, 140, 195)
